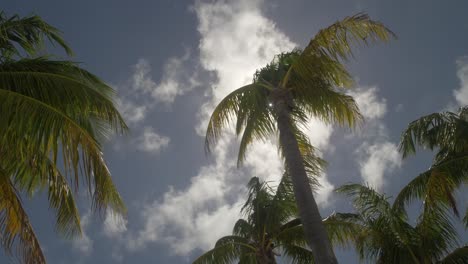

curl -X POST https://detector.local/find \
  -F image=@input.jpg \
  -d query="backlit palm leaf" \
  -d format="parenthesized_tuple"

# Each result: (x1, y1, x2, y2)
(398, 107, 468, 215)
(0, 12, 128, 263)
(0, 167, 46, 264)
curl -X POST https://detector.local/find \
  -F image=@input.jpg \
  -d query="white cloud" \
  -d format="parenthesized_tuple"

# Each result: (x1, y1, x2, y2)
(195, 0, 295, 134)
(350, 86, 401, 189)
(71, 212, 93, 256)
(357, 142, 401, 190)
(454, 56, 468, 106)
(103, 211, 128, 238)
(136, 127, 170, 153)
(116, 98, 147, 124)
(126, 133, 246, 254)
(349, 86, 387, 120)
(132, 54, 198, 105)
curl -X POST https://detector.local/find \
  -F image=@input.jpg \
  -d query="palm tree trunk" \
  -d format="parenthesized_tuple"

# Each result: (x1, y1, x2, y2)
(274, 96, 338, 264)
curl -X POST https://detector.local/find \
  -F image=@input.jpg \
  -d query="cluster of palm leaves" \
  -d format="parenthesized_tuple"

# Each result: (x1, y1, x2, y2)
(0, 12, 126, 263)
(200, 12, 468, 264)
(197, 109, 468, 263)
(204, 13, 395, 264)
(194, 177, 359, 264)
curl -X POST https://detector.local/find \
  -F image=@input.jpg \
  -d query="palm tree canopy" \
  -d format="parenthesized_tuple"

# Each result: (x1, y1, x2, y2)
(0, 12, 127, 263)
(335, 184, 467, 263)
(194, 176, 364, 264)
(205, 12, 395, 169)
(204, 13, 394, 263)
(396, 107, 468, 216)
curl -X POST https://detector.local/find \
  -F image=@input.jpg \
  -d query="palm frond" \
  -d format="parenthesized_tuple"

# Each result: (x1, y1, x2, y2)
(236, 86, 275, 166)
(0, 12, 73, 58)
(0, 58, 127, 133)
(399, 109, 468, 159)
(0, 167, 46, 264)
(193, 236, 254, 264)
(438, 246, 468, 264)
(394, 155, 468, 218)
(232, 219, 253, 238)
(305, 13, 395, 62)
(1, 145, 82, 237)
(0, 87, 125, 215)
(294, 87, 362, 128)
(283, 13, 395, 90)
(205, 83, 269, 154)
(323, 212, 364, 248)
(281, 244, 315, 264)
(336, 184, 392, 219)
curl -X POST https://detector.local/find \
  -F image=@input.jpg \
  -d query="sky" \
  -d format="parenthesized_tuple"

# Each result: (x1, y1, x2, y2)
(3, 0, 468, 263)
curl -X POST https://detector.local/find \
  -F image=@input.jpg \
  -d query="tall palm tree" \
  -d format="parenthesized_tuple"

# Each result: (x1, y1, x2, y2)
(205, 13, 394, 263)
(396, 106, 468, 220)
(334, 184, 468, 263)
(193, 177, 358, 264)
(0, 12, 127, 263)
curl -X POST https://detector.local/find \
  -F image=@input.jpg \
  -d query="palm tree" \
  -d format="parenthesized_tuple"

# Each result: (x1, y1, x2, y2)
(204, 13, 394, 263)
(194, 177, 358, 264)
(396, 106, 468, 221)
(0, 12, 127, 263)
(334, 184, 468, 263)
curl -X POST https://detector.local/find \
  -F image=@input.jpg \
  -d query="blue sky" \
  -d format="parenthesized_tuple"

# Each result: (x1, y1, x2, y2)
(3, 0, 468, 263)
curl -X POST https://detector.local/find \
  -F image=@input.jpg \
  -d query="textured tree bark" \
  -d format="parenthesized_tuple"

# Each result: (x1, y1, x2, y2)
(273, 93, 338, 264)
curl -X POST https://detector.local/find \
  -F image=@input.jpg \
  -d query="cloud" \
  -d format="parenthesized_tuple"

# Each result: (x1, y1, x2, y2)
(71, 212, 93, 256)
(349, 86, 387, 120)
(357, 142, 401, 190)
(350, 86, 401, 189)
(131, 54, 199, 105)
(454, 56, 468, 106)
(116, 98, 147, 124)
(194, 0, 295, 134)
(136, 127, 170, 153)
(126, 133, 246, 254)
(103, 211, 128, 238)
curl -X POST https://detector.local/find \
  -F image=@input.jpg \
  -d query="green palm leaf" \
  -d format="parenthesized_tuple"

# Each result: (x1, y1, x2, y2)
(437, 246, 468, 264)
(0, 12, 73, 58)
(193, 236, 254, 264)
(0, 167, 46, 264)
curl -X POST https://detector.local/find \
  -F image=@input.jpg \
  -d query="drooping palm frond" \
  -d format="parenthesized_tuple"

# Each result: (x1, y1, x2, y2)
(0, 85, 125, 213)
(398, 108, 468, 216)
(205, 83, 271, 154)
(1, 145, 81, 237)
(193, 236, 255, 264)
(322, 213, 364, 248)
(0, 12, 73, 58)
(336, 183, 467, 263)
(0, 167, 46, 264)
(0, 11, 128, 263)
(0, 58, 126, 130)
(393, 160, 467, 217)
(399, 107, 468, 159)
(438, 246, 468, 264)
(283, 13, 395, 89)
(305, 13, 396, 62)
(281, 244, 315, 264)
